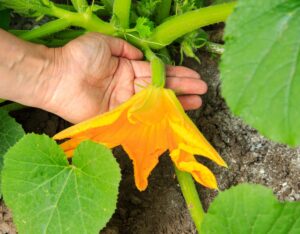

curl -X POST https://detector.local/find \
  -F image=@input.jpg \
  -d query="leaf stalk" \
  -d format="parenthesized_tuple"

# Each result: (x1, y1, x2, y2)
(112, 0, 132, 29)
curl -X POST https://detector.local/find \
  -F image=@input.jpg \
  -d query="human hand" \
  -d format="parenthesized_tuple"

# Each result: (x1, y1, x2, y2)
(43, 33, 207, 123)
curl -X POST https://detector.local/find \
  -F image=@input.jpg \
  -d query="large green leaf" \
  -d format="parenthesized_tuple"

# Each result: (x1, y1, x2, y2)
(201, 184, 300, 234)
(0, 109, 25, 194)
(2, 135, 121, 234)
(220, 0, 300, 146)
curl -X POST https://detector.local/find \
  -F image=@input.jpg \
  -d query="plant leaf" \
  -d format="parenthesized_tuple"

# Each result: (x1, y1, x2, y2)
(0, 0, 52, 17)
(2, 135, 121, 234)
(220, 0, 300, 146)
(0, 109, 25, 195)
(135, 17, 154, 38)
(136, 0, 161, 18)
(70, 0, 88, 13)
(201, 183, 300, 234)
(0, 9, 11, 29)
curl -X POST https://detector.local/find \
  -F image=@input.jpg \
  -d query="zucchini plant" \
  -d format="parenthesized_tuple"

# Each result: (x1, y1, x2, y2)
(0, 0, 299, 233)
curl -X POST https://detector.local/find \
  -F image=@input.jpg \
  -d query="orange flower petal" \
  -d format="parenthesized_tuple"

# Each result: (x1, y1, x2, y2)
(177, 143, 227, 168)
(53, 91, 143, 140)
(170, 120, 227, 167)
(122, 123, 168, 191)
(170, 149, 218, 189)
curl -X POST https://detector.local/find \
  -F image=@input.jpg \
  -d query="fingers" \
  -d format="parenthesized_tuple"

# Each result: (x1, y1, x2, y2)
(166, 65, 200, 79)
(134, 76, 207, 95)
(166, 77, 207, 95)
(130, 61, 201, 80)
(101, 35, 143, 60)
(131, 61, 151, 77)
(177, 95, 203, 110)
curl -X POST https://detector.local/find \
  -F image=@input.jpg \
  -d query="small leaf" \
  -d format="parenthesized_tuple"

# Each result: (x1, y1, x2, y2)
(0, 0, 52, 17)
(180, 29, 208, 64)
(221, 0, 300, 146)
(2, 135, 121, 234)
(0, 110, 25, 195)
(70, 0, 88, 13)
(136, 0, 161, 18)
(174, 0, 200, 15)
(201, 184, 300, 234)
(135, 17, 154, 38)
(91, 4, 104, 12)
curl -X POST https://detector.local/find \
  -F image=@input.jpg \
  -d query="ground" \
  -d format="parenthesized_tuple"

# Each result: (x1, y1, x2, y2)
(1, 51, 299, 234)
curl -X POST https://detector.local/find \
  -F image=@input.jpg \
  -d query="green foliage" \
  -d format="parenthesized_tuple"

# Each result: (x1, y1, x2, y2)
(174, 0, 202, 15)
(2, 135, 121, 234)
(135, 17, 154, 38)
(212, 0, 234, 4)
(101, 0, 114, 13)
(220, 0, 300, 146)
(0, 0, 52, 17)
(180, 29, 208, 64)
(0, 9, 10, 29)
(201, 183, 300, 234)
(136, 0, 161, 18)
(0, 110, 25, 195)
(70, 0, 88, 13)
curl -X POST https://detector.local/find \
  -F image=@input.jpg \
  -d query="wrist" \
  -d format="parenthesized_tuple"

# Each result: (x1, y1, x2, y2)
(17, 45, 57, 108)
(0, 30, 57, 107)
(30, 46, 64, 112)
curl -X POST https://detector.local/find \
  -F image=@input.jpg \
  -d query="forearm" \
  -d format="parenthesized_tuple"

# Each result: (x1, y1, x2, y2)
(0, 29, 56, 108)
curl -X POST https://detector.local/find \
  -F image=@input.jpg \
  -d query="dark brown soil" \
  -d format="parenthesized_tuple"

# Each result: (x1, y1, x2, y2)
(1, 53, 299, 234)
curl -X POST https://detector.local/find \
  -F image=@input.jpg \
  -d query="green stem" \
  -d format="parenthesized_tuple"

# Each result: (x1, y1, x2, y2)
(204, 41, 224, 54)
(70, 0, 88, 13)
(19, 18, 71, 41)
(149, 2, 236, 49)
(16, 4, 115, 41)
(175, 167, 205, 233)
(53, 29, 86, 39)
(112, 0, 131, 28)
(144, 48, 166, 87)
(155, 0, 172, 24)
(50, 4, 115, 35)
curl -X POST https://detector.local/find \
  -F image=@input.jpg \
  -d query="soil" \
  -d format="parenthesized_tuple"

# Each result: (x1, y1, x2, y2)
(1, 52, 299, 234)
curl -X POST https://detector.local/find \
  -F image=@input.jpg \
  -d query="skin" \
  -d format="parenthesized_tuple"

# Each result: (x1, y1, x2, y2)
(0, 30, 207, 123)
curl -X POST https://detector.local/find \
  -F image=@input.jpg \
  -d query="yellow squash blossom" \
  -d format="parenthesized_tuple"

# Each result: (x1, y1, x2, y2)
(54, 85, 227, 191)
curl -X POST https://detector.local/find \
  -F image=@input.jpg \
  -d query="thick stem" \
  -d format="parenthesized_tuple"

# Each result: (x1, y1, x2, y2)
(144, 48, 166, 87)
(149, 2, 236, 49)
(155, 0, 172, 24)
(112, 0, 131, 28)
(175, 167, 205, 233)
(204, 41, 224, 54)
(50, 5, 115, 35)
(19, 18, 71, 41)
(13, 5, 114, 41)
